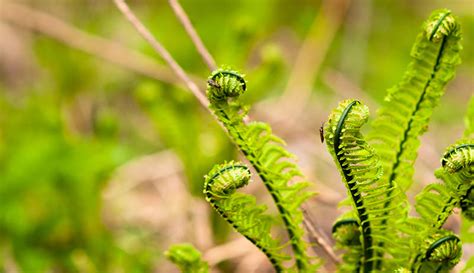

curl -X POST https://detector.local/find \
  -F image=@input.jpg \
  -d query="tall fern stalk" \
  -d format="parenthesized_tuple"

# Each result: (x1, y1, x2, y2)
(367, 9, 462, 269)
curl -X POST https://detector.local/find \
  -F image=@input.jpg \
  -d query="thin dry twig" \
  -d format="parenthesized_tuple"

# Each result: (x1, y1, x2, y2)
(302, 206, 341, 266)
(168, 0, 217, 71)
(113, 0, 209, 108)
(276, 0, 351, 123)
(0, 1, 206, 89)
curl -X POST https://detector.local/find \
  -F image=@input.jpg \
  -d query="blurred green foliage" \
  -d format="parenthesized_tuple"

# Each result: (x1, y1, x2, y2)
(0, 0, 472, 272)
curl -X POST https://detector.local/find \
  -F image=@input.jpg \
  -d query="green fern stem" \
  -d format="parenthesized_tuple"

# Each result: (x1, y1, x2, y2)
(206, 69, 315, 272)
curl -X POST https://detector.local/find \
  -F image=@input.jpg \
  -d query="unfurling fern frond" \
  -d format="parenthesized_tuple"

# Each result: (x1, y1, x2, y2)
(405, 140, 473, 270)
(203, 161, 289, 272)
(436, 141, 474, 220)
(366, 9, 462, 268)
(207, 69, 317, 272)
(332, 215, 362, 273)
(324, 99, 404, 272)
(165, 244, 209, 273)
(332, 217, 360, 248)
(411, 231, 462, 273)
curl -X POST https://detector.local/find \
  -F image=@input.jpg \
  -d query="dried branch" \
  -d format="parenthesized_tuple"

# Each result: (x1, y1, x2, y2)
(302, 206, 341, 266)
(0, 1, 205, 89)
(113, 0, 209, 108)
(169, 0, 217, 71)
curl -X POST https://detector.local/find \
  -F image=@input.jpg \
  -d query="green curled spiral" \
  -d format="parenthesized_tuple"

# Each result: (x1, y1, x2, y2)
(441, 143, 474, 174)
(439, 142, 474, 219)
(412, 231, 462, 272)
(425, 10, 457, 42)
(425, 235, 461, 263)
(332, 218, 361, 247)
(205, 163, 251, 199)
(206, 69, 246, 103)
(203, 161, 289, 272)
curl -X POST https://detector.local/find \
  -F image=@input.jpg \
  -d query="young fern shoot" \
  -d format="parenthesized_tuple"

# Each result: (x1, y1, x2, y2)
(206, 69, 317, 272)
(364, 9, 462, 269)
(324, 99, 400, 272)
(203, 161, 290, 272)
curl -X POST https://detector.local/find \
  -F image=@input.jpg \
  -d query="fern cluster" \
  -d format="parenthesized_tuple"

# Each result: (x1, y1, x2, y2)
(166, 8, 472, 273)
(323, 9, 471, 273)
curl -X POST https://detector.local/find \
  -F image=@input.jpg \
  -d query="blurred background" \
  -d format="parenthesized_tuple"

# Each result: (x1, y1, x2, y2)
(0, 0, 472, 272)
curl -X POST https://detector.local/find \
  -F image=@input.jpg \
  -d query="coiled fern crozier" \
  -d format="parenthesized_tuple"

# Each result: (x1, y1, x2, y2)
(166, 8, 473, 273)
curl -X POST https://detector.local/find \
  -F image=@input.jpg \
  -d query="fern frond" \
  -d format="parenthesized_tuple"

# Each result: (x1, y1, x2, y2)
(204, 161, 290, 272)
(207, 68, 317, 272)
(368, 9, 462, 191)
(165, 244, 209, 273)
(437, 140, 474, 220)
(366, 9, 462, 268)
(324, 99, 405, 272)
(410, 231, 462, 273)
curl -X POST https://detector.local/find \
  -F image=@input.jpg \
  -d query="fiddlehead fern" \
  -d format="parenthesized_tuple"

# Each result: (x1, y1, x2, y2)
(332, 218, 360, 247)
(405, 140, 473, 270)
(207, 68, 316, 272)
(324, 99, 401, 272)
(435, 141, 474, 221)
(204, 161, 290, 272)
(332, 216, 362, 273)
(366, 9, 462, 268)
(165, 244, 209, 273)
(411, 231, 462, 273)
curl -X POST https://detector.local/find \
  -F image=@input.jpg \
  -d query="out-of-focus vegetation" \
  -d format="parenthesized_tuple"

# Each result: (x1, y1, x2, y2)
(0, 0, 472, 272)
